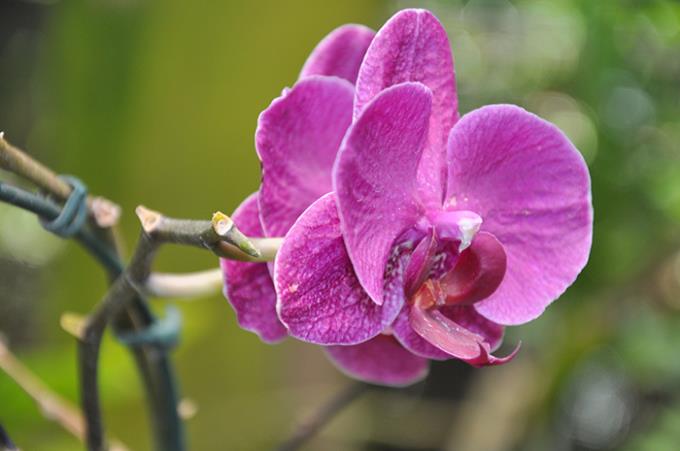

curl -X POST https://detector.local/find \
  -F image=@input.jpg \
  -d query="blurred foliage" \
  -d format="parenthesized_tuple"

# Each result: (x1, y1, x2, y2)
(1, 0, 680, 450)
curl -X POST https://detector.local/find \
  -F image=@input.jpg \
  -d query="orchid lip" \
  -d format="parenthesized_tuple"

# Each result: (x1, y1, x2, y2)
(408, 293, 520, 366)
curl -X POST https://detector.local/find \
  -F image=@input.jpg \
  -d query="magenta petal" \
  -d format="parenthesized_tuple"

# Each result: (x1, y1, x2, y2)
(220, 193, 287, 343)
(257, 76, 354, 237)
(275, 194, 403, 345)
(326, 334, 429, 386)
(300, 24, 375, 83)
(355, 9, 458, 203)
(446, 105, 593, 325)
(334, 82, 432, 305)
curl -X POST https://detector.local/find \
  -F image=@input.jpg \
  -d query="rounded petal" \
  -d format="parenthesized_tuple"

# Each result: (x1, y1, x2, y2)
(257, 76, 355, 237)
(334, 82, 432, 305)
(221, 193, 287, 343)
(355, 8, 458, 203)
(326, 334, 429, 387)
(300, 24, 375, 83)
(275, 194, 403, 345)
(446, 105, 593, 325)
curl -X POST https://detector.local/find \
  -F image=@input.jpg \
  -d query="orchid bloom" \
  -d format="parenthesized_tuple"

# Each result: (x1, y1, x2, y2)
(223, 10, 593, 386)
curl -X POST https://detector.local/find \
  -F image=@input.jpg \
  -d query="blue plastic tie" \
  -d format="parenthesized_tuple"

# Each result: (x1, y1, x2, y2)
(40, 175, 89, 238)
(116, 306, 182, 349)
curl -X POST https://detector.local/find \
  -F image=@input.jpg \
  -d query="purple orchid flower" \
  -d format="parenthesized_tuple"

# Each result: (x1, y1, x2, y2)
(222, 9, 593, 387)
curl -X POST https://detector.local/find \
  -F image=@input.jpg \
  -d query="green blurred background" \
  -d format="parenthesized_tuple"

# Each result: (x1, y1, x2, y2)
(2, 0, 680, 450)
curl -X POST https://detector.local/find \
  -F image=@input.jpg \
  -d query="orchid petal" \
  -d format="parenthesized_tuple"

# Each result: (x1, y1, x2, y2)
(446, 105, 593, 325)
(300, 24, 376, 83)
(355, 8, 458, 203)
(334, 82, 432, 305)
(275, 194, 403, 345)
(326, 334, 429, 387)
(220, 193, 287, 343)
(257, 76, 354, 237)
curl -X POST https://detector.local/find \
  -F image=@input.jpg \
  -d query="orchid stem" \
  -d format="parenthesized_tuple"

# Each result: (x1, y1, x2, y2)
(277, 383, 369, 451)
(135, 205, 271, 261)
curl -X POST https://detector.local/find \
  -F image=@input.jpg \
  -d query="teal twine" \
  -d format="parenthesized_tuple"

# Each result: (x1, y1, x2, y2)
(39, 175, 88, 238)
(0, 181, 121, 273)
(116, 306, 182, 349)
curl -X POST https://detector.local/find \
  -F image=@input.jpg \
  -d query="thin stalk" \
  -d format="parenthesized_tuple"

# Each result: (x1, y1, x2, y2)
(0, 339, 129, 450)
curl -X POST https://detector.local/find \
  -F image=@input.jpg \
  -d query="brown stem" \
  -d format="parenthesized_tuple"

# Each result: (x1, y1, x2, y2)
(0, 338, 129, 451)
